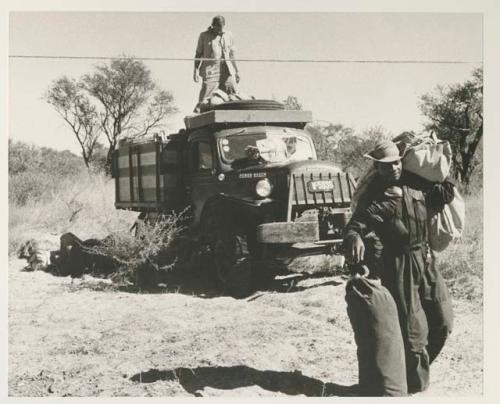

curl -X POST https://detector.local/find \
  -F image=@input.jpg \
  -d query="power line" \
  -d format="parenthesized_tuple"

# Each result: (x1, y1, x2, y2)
(8, 54, 482, 64)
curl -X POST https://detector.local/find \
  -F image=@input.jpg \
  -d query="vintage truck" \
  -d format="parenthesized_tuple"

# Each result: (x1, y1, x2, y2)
(112, 100, 356, 296)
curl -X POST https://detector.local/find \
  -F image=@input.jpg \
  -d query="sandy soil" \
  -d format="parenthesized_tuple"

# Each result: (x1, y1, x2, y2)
(8, 252, 483, 397)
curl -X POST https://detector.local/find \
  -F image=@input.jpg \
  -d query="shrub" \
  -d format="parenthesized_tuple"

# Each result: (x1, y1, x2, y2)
(9, 140, 87, 205)
(85, 212, 187, 287)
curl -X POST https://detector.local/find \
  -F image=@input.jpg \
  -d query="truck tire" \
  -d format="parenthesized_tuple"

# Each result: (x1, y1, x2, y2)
(212, 99, 285, 111)
(213, 230, 253, 298)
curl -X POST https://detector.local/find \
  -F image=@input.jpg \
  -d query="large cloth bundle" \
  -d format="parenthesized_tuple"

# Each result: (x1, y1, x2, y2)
(197, 90, 254, 112)
(393, 132, 453, 182)
(428, 187, 466, 251)
(346, 269, 407, 396)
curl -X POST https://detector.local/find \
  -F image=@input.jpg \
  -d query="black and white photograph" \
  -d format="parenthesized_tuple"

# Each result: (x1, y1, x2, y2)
(3, 0, 498, 400)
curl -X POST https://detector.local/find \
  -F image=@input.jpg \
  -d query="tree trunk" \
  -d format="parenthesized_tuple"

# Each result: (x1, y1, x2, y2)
(105, 144, 115, 176)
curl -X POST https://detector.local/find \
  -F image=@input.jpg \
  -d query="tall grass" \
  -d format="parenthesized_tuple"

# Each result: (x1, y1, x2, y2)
(9, 171, 137, 253)
(436, 189, 483, 303)
(9, 168, 187, 287)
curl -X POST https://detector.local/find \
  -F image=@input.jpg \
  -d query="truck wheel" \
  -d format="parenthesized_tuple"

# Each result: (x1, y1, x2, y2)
(213, 231, 253, 298)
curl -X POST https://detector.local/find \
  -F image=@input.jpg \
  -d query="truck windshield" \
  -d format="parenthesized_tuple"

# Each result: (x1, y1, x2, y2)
(219, 130, 315, 164)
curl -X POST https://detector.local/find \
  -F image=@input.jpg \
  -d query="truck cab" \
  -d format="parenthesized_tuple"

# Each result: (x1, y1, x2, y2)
(113, 101, 356, 296)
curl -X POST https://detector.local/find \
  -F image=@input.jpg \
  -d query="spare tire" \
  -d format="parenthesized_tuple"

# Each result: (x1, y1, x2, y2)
(212, 99, 285, 111)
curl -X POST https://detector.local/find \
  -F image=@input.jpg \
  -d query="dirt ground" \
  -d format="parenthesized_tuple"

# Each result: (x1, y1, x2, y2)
(8, 250, 483, 397)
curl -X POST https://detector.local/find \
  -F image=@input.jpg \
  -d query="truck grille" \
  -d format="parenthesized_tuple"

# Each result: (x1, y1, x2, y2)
(290, 171, 355, 207)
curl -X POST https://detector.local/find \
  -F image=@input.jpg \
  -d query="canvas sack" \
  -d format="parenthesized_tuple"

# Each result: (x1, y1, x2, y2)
(428, 188, 465, 252)
(346, 268, 407, 396)
(402, 139, 452, 182)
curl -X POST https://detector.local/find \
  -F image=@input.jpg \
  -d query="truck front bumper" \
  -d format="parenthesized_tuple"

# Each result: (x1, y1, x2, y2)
(256, 219, 346, 272)
(256, 220, 343, 246)
(256, 221, 319, 243)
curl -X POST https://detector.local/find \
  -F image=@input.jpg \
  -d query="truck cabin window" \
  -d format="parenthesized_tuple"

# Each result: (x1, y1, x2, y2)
(219, 130, 314, 166)
(195, 141, 213, 171)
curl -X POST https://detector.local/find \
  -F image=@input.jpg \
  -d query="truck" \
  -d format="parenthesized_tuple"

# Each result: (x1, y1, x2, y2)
(112, 100, 356, 296)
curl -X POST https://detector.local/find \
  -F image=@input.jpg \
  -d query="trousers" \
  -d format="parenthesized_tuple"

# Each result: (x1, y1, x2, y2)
(381, 248, 453, 393)
(198, 63, 236, 103)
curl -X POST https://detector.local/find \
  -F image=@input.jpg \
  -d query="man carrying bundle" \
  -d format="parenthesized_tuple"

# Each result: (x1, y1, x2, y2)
(343, 140, 455, 395)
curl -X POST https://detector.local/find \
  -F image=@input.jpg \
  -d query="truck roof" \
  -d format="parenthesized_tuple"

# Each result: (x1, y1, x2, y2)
(184, 109, 313, 131)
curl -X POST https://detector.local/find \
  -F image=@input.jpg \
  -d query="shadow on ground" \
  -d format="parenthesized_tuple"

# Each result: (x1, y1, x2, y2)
(119, 270, 344, 299)
(130, 365, 357, 397)
(56, 268, 345, 299)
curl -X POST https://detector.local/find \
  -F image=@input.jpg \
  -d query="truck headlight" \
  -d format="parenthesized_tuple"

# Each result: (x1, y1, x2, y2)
(256, 179, 272, 198)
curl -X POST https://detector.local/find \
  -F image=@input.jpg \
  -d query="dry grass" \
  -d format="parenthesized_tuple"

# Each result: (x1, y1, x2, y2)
(9, 172, 137, 254)
(436, 190, 483, 302)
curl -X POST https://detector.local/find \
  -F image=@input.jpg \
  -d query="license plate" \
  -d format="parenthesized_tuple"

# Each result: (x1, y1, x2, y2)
(308, 180, 334, 192)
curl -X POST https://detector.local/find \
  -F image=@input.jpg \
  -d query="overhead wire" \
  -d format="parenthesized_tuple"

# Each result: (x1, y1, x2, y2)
(8, 55, 482, 64)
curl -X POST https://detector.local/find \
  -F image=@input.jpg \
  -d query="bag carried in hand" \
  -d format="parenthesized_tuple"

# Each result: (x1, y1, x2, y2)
(428, 188, 465, 252)
(393, 132, 452, 183)
(345, 267, 407, 396)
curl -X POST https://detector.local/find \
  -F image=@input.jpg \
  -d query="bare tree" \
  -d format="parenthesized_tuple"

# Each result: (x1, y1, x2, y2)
(81, 58, 177, 170)
(45, 77, 100, 168)
(46, 57, 177, 173)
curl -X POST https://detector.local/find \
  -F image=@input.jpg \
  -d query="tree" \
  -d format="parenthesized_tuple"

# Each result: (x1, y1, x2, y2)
(45, 77, 100, 168)
(306, 123, 354, 162)
(307, 124, 390, 178)
(335, 126, 391, 178)
(282, 95, 391, 178)
(419, 68, 483, 183)
(46, 57, 177, 173)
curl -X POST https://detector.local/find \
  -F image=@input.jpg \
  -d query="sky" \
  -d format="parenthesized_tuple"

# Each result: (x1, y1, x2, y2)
(9, 12, 482, 154)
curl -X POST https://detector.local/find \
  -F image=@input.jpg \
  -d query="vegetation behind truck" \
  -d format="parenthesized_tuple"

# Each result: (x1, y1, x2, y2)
(112, 101, 356, 296)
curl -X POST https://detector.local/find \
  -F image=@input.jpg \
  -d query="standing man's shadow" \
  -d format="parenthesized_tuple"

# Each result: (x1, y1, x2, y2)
(130, 365, 358, 397)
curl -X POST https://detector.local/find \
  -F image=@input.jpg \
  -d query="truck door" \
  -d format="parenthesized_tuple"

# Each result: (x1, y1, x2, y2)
(188, 138, 219, 225)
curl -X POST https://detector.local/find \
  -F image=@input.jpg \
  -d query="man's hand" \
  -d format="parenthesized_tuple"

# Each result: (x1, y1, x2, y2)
(193, 70, 200, 83)
(349, 237, 365, 264)
(235, 72, 240, 83)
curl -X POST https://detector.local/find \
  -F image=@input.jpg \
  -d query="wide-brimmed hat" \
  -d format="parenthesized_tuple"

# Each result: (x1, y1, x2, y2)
(364, 140, 402, 163)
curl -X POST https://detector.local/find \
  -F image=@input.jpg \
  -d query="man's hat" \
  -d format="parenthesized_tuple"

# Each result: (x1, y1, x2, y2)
(364, 140, 401, 163)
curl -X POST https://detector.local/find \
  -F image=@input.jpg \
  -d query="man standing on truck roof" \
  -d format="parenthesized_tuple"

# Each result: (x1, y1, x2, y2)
(193, 15, 240, 112)
(343, 140, 454, 395)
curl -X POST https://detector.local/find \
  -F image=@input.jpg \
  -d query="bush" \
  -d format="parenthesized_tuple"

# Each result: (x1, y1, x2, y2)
(9, 140, 86, 205)
(9, 171, 137, 254)
(88, 213, 187, 287)
(9, 171, 59, 205)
